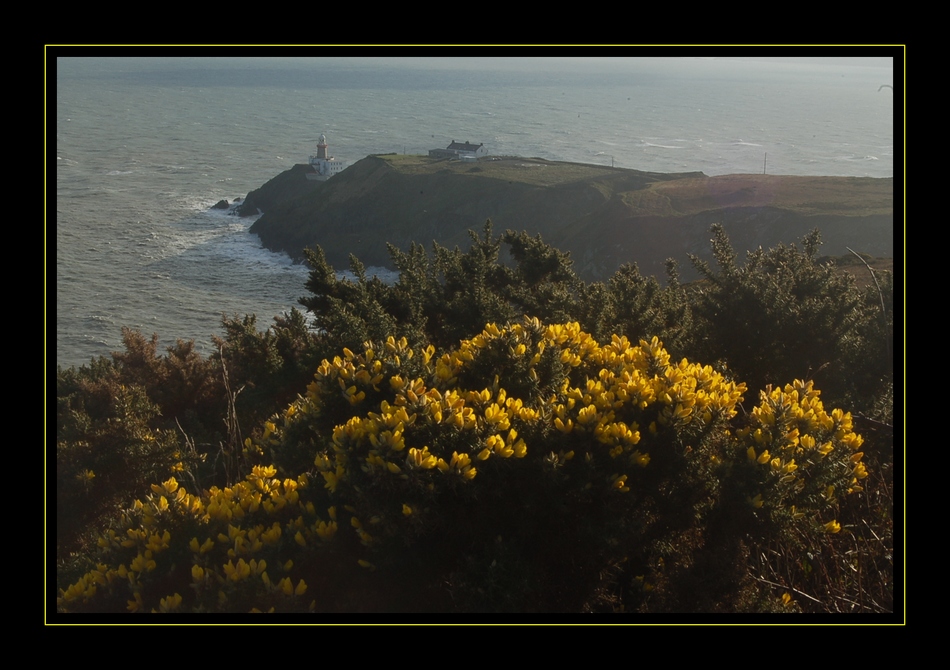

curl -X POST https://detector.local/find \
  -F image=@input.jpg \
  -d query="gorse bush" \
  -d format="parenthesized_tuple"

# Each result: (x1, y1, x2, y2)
(300, 222, 570, 352)
(686, 225, 885, 407)
(58, 319, 870, 613)
(56, 362, 193, 562)
(301, 221, 690, 354)
(55, 311, 323, 561)
(56, 222, 893, 613)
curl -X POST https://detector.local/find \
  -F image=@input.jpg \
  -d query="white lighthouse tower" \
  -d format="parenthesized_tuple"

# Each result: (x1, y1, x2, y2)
(307, 133, 346, 181)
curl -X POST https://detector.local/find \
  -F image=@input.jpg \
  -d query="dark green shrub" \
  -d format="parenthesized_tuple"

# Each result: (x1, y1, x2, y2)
(687, 225, 875, 402)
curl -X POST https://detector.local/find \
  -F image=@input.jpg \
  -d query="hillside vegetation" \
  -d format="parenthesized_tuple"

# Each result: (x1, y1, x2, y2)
(55, 223, 895, 615)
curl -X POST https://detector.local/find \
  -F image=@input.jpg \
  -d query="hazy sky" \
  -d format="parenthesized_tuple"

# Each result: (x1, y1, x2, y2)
(243, 55, 895, 71)
(60, 53, 895, 74)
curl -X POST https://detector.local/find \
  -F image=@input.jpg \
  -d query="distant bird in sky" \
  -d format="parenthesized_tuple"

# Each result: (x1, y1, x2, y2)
(879, 84, 893, 91)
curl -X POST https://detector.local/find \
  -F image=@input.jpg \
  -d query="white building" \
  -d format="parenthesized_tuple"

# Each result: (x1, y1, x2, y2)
(428, 140, 487, 161)
(307, 134, 346, 181)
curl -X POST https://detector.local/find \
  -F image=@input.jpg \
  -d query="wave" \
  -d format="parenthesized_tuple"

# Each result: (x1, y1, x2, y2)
(837, 154, 879, 162)
(641, 142, 684, 149)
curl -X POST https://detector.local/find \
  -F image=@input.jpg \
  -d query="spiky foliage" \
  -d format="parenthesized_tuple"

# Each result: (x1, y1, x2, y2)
(687, 225, 878, 401)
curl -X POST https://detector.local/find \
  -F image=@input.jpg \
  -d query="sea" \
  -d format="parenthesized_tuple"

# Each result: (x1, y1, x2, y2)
(53, 55, 896, 370)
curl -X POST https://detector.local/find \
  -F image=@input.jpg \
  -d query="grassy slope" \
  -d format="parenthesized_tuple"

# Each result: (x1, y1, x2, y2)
(380, 155, 892, 216)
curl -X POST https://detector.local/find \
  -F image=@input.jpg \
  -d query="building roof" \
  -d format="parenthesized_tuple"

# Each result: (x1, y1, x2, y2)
(446, 141, 483, 152)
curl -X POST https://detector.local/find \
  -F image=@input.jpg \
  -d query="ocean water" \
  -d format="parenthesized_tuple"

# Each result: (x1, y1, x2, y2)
(53, 56, 895, 370)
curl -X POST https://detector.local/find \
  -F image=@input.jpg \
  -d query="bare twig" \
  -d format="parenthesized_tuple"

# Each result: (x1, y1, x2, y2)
(218, 346, 246, 486)
(860, 519, 891, 550)
(175, 417, 202, 492)
(846, 247, 890, 362)
(750, 575, 822, 604)
(853, 413, 894, 432)
(832, 593, 888, 613)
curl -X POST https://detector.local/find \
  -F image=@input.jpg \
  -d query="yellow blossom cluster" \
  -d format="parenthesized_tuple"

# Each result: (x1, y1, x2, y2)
(737, 379, 867, 530)
(57, 470, 327, 613)
(258, 319, 751, 553)
(59, 319, 866, 613)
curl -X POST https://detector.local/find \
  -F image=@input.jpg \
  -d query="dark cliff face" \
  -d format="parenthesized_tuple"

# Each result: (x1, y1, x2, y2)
(238, 164, 322, 218)
(245, 156, 894, 282)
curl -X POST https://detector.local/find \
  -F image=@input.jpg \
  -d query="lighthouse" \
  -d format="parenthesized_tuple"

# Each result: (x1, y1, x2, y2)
(307, 133, 346, 181)
(315, 134, 328, 160)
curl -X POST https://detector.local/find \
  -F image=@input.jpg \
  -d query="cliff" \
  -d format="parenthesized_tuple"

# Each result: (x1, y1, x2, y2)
(241, 154, 893, 281)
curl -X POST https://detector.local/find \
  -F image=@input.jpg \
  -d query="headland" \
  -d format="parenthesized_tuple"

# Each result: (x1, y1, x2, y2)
(239, 154, 893, 282)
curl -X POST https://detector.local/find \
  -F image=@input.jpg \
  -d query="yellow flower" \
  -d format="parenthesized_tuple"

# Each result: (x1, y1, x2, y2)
(224, 559, 251, 582)
(321, 470, 340, 493)
(158, 593, 182, 613)
(279, 577, 294, 596)
(512, 439, 527, 458)
(314, 520, 337, 541)
(408, 447, 438, 469)
(822, 520, 842, 534)
(631, 451, 650, 467)
(127, 592, 144, 613)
